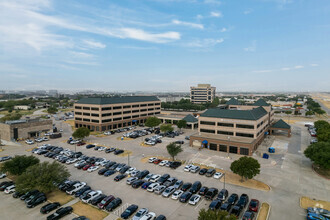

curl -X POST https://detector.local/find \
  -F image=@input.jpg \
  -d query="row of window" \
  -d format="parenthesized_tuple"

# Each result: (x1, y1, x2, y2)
(207, 143, 250, 155)
(75, 118, 147, 131)
(75, 112, 160, 123)
(75, 103, 160, 111)
(200, 129, 254, 138)
(200, 121, 255, 129)
(75, 108, 160, 117)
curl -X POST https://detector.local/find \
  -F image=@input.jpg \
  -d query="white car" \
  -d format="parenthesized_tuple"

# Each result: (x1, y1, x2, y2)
(190, 165, 200, 173)
(99, 160, 109, 167)
(140, 212, 156, 220)
(131, 170, 140, 177)
(74, 161, 85, 168)
(66, 182, 86, 195)
(149, 174, 161, 183)
(4, 185, 15, 194)
(148, 157, 157, 163)
(125, 167, 136, 175)
(25, 140, 34, 145)
(184, 164, 193, 172)
(162, 186, 176, 197)
(126, 177, 138, 185)
(159, 160, 168, 166)
(95, 158, 107, 166)
(189, 194, 201, 205)
(98, 147, 106, 151)
(87, 166, 99, 172)
(171, 190, 183, 200)
(147, 183, 160, 192)
(66, 158, 78, 164)
(81, 190, 102, 203)
(0, 173, 7, 179)
(143, 173, 154, 182)
(132, 208, 149, 220)
(213, 172, 223, 179)
(42, 137, 49, 141)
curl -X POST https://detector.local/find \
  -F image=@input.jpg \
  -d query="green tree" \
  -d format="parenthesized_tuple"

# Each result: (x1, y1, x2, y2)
(145, 116, 161, 127)
(16, 161, 70, 193)
(230, 156, 260, 181)
(160, 124, 174, 133)
(47, 106, 58, 114)
(166, 142, 183, 161)
(305, 111, 314, 116)
(0, 112, 22, 122)
(314, 120, 329, 130)
(177, 120, 187, 130)
(314, 108, 326, 115)
(0, 155, 39, 175)
(285, 111, 292, 115)
(198, 209, 237, 220)
(72, 127, 90, 140)
(304, 142, 330, 169)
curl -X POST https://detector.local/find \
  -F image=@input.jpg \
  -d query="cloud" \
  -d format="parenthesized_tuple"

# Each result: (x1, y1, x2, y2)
(281, 67, 291, 71)
(220, 27, 227, 32)
(204, 0, 221, 5)
(119, 28, 180, 43)
(294, 65, 304, 69)
(172, 19, 204, 29)
(252, 70, 273, 73)
(82, 40, 106, 49)
(65, 60, 99, 66)
(186, 38, 224, 47)
(244, 9, 253, 14)
(210, 11, 223, 18)
(120, 45, 157, 50)
(310, 64, 319, 67)
(244, 40, 257, 52)
(70, 51, 95, 58)
(196, 14, 203, 20)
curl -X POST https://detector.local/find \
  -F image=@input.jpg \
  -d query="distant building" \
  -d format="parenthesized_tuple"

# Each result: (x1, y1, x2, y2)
(190, 84, 216, 104)
(14, 105, 30, 110)
(48, 90, 58, 97)
(74, 96, 161, 132)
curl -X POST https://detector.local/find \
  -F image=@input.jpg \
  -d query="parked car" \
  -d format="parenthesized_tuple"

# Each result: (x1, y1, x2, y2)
(237, 194, 249, 208)
(132, 208, 149, 220)
(173, 180, 183, 189)
(40, 202, 61, 214)
(98, 195, 115, 209)
(189, 181, 202, 194)
(4, 185, 16, 194)
(81, 190, 102, 203)
(127, 177, 138, 185)
(87, 166, 99, 172)
(213, 172, 223, 179)
(159, 160, 168, 166)
(105, 197, 122, 211)
(181, 182, 192, 192)
(199, 186, 209, 196)
(199, 168, 208, 175)
(114, 149, 124, 155)
(227, 193, 239, 205)
(121, 204, 139, 219)
(0, 173, 7, 179)
(104, 170, 116, 177)
(147, 183, 160, 192)
(153, 159, 162, 164)
(220, 202, 232, 212)
(249, 199, 260, 212)
(179, 192, 192, 203)
(188, 194, 201, 205)
(154, 185, 166, 194)
(114, 174, 127, 182)
(132, 180, 145, 188)
(155, 215, 166, 220)
(149, 174, 161, 183)
(0, 181, 14, 191)
(75, 186, 91, 198)
(190, 166, 200, 173)
(47, 206, 73, 220)
(162, 186, 176, 197)
(242, 211, 255, 220)
(307, 212, 329, 220)
(143, 173, 154, 182)
(184, 164, 193, 172)
(205, 188, 218, 200)
(170, 161, 182, 169)
(90, 194, 107, 206)
(163, 177, 177, 187)
(230, 205, 243, 217)
(20, 190, 39, 201)
(148, 157, 157, 163)
(205, 168, 216, 177)
(140, 212, 156, 220)
(27, 193, 47, 208)
(13, 191, 24, 198)
(209, 199, 222, 210)
(171, 190, 183, 200)
(141, 182, 152, 190)
(217, 189, 228, 201)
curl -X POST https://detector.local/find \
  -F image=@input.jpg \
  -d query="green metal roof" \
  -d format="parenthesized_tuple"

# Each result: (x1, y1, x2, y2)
(201, 106, 267, 120)
(182, 114, 198, 123)
(252, 99, 270, 106)
(271, 119, 291, 129)
(76, 96, 160, 105)
(226, 98, 241, 105)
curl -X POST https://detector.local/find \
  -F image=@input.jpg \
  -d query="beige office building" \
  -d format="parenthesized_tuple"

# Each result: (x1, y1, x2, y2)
(190, 84, 216, 104)
(74, 96, 161, 132)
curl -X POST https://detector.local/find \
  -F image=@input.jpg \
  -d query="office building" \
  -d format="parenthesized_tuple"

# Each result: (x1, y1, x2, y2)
(190, 84, 216, 104)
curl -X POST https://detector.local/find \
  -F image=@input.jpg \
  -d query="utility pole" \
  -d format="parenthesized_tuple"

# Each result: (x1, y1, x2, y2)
(128, 154, 130, 166)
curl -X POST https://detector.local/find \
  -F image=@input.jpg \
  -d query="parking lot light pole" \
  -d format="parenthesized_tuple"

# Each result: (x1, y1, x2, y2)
(128, 154, 130, 166)
(221, 167, 226, 190)
(227, 136, 230, 158)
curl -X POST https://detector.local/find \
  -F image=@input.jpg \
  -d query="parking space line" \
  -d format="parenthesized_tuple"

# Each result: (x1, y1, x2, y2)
(194, 198, 204, 210)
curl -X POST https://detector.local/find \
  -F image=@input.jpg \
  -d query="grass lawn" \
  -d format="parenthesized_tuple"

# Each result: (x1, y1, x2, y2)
(47, 190, 74, 205)
(257, 202, 270, 220)
(300, 196, 330, 210)
(64, 120, 75, 131)
(71, 201, 108, 220)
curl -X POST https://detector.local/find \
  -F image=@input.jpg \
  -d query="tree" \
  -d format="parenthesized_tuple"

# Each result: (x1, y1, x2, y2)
(145, 116, 161, 127)
(314, 108, 326, 115)
(285, 111, 292, 115)
(16, 161, 70, 193)
(198, 209, 237, 220)
(304, 142, 330, 169)
(0, 155, 39, 176)
(230, 156, 260, 181)
(177, 120, 187, 130)
(72, 127, 90, 140)
(314, 120, 329, 130)
(47, 106, 58, 114)
(166, 142, 183, 161)
(160, 124, 174, 133)
(305, 111, 314, 116)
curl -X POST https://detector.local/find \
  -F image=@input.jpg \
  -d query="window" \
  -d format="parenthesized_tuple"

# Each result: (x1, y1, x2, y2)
(200, 129, 215, 134)
(75, 112, 82, 115)
(236, 133, 254, 138)
(123, 105, 131, 109)
(148, 108, 154, 111)
(83, 113, 90, 116)
(217, 131, 233, 135)
(148, 103, 154, 106)
(83, 107, 90, 110)
(209, 143, 217, 151)
(140, 109, 147, 112)
(83, 118, 90, 122)
(200, 121, 216, 126)
(132, 105, 139, 108)
(155, 107, 161, 110)
(141, 114, 147, 116)
(132, 110, 139, 113)
(236, 124, 254, 129)
(140, 104, 147, 107)
(219, 145, 227, 152)
(75, 117, 82, 121)
(91, 107, 99, 111)
(123, 111, 131, 114)
(102, 113, 111, 117)
(113, 112, 122, 115)
(102, 119, 111, 123)
(229, 146, 238, 154)
(91, 113, 99, 117)
(132, 115, 139, 118)
(147, 113, 154, 116)
(102, 126, 106, 131)
(123, 116, 131, 120)
(113, 106, 122, 110)
(91, 119, 99, 123)
(113, 117, 122, 121)
(155, 103, 161, 106)
(75, 106, 82, 109)
(102, 107, 111, 111)
(218, 122, 234, 127)
(240, 148, 249, 155)
(155, 112, 161, 114)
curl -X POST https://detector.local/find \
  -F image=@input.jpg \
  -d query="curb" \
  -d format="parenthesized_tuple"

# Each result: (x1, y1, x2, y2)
(266, 203, 271, 220)
(312, 164, 330, 180)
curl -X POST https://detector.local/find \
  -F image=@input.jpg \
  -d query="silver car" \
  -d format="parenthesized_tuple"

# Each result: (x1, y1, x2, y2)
(154, 185, 166, 195)
(162, 186, 176, 197)
(132, 208, 149, 220)
(126, 177, 138, 185)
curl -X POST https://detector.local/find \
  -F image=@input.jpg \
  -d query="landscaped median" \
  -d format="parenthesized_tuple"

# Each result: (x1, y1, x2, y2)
(47, 190, 74, 205)
(300, 196, 330, 210)
(257, 202, 271, 220)
(140, 156, 186, 164)
(71, 201, 109, 220)
(63, 120, 75, 130)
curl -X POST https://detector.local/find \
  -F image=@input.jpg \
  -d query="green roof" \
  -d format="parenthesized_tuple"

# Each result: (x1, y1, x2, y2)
(201, 106, 267, 120)
(252, 99, 270, 106)
(226, 98, 241, 105)
(271, 119, 291, 129)
(77, 96, 160, 105)
(182, 114, 198, 123)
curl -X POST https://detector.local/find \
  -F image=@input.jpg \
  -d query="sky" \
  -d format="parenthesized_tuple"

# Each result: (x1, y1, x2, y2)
(0, 0, 329, 92)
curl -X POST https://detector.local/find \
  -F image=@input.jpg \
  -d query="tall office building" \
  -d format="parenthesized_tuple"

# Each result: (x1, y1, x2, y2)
(190, 84, 216, 104)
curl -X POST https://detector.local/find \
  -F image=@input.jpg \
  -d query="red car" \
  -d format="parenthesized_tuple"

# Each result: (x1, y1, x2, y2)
(153, 159, 163, 164)
(248, 199, 259, 212)
(83, 164, 92, 171)
(97, 195, 115, 209)
(77, 142, 86, 146)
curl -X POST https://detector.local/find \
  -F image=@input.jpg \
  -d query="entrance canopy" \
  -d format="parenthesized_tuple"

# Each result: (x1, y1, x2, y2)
(270, 119, 291, 137)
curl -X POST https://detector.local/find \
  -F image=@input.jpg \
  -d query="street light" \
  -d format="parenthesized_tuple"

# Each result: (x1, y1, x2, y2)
(227, 136, 230, 158)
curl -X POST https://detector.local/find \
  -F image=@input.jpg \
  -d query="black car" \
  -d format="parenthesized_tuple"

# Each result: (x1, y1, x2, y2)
(242, 211, 255, 220)
(0, 181, 14, 191)
(105, 162, 116, 169)
(20, 190, 39, 201)
(114, 149, 124, 155)
(230, 205, 242, 217)
(120, 204, 138, 219)
(86, 144, 95, 149)
(40, 202, 61, 214)
(25, 192, 45, 204)
(220, 202, 232, 212)
(189, 181, 202, 194)
(217, 189, 228, 201)
(237, 194, 249, 208)
(13, 191, 24, 198)
(104, 170, 116, 177)
(79, 190, 92, 200)
(98, 168, 109, 175)
(179, 192, 192, 203)
(90, 194, 107, 206)
(106, 148, 116, 153)
(181, 182, 192, 192)
(205, 168, 216, 177)
(155, 215, 167, 220)
(199, 168, 208, 175)
(114, 174, 127, 182)
(199, 186, 209, 196)
(157, 174, 170, 184)
(75, 186, 91, 198)
(59, 181, 79, 191)
(205, 188, 218, 200)
(170, 161, 182, 169)
(136, 170, 149, 179)
(47, 206, 73, 220)
(227, 193, 239, 205)
(105, 198, 122, 211)
(119, 166, 131, 174)
(0, 156, 12, 161)
(109, 164, 119, 170)
(132, 180, 144, 188)
(27, 194, 47, 208)
(175, 140, 184, 144)
(94, 146, 101, 151)
(209, 199, 222, 210)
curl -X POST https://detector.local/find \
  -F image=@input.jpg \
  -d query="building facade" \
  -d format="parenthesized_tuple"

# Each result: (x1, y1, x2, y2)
(190, 84, 216, 104)
(189, 98, 275, 156)
(0, 118, 52, 141)
(74, 96, 161, 132)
